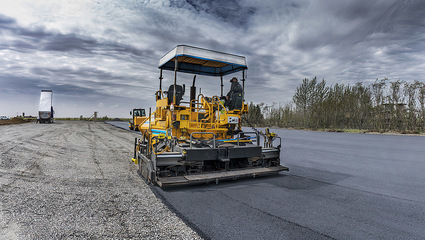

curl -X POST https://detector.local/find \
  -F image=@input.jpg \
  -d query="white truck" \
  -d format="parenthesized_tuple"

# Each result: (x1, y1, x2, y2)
(38, 90, 54, 123)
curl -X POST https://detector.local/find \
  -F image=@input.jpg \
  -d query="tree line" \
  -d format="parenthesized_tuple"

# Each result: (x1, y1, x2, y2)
(243, 77, 425, 133)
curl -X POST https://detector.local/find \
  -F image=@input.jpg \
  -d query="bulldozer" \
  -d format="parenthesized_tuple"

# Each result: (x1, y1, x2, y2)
(129, 108, 147, 131)
(132, 45, 288, 187)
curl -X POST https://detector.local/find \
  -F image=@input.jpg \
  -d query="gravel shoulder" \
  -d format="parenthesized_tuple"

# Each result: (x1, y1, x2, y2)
(0, 121, 201, 239)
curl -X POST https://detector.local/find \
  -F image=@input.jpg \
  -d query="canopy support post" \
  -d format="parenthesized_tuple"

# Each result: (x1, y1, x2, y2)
(173, 58, 177, 106)
(159, 69, 163, 91)
(220, 75, 223, 97)
(242, 69, 245, 101)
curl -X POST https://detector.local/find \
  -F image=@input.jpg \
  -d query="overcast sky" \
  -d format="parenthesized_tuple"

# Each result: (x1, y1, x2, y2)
(1, 0, 425, 118)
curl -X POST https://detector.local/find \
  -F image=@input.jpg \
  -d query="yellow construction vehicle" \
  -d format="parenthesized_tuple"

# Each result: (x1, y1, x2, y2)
(129, 108, 147, 131)
(132, 45, 288, 187)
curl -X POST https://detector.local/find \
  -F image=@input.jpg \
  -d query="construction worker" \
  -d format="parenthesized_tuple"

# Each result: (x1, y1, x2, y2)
(225, 77, 243, 110)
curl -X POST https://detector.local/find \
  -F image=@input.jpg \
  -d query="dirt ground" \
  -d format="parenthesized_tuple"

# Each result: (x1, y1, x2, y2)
(0, 118, 33, 126)
(0, 121, 201, 239)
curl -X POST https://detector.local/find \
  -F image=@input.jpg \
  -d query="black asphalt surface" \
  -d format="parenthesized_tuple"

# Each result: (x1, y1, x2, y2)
(106, 121, 135, 132)
(106, 122, 425, 239)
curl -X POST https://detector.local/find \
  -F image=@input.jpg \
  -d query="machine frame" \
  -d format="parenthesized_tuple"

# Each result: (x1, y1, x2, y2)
(132, 45, 288, 187)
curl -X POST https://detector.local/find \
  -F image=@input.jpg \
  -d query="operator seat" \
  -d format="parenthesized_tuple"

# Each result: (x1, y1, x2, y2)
(167, 84, 185, 105)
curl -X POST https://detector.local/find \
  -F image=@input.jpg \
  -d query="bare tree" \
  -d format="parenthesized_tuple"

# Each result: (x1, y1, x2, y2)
(418, 82, 425, 131)
(404, 81, 419, 131)
(388, 80, 405, 130)
(371, 78, 388, 130)
(250, 77, 424, 133)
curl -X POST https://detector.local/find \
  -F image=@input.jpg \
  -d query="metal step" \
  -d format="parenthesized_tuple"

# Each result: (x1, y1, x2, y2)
(157, 165, 289, 187)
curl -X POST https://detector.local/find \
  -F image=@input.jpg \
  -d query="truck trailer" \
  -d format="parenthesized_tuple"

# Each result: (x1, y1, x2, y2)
(38, 90, 54, 123)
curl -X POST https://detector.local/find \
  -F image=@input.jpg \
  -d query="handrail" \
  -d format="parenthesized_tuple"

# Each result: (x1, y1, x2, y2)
(263, 135, 282, 148)
(155, 90, 165, 100)
(190, 132, 216, 149)
(189, 99, 202, 123)
(201, 96, 212, 116)
(196, 93, 205, 105)
(198, 94, 215, 128)
(196, 94, 205, 125)
(236, 131, 259, 146)
(211, 95, 227, 124)
(215, 97, 227, 112)
(271, 136, 282, 148)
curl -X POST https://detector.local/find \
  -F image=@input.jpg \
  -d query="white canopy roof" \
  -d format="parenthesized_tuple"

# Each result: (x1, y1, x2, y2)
(158, 45, 247, 76)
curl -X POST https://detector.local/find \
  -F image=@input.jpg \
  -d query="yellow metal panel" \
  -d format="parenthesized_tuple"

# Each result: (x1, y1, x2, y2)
(156, 98, 168, 107)
(134, 116, 147, 126)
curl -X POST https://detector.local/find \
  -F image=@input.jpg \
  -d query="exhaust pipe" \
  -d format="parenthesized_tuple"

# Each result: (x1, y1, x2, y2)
(190, 75, 196, 110)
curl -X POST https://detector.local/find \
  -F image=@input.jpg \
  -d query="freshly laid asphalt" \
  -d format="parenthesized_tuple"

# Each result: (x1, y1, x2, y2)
(107, 121, 425, 239)
(106, 121, 134, 132)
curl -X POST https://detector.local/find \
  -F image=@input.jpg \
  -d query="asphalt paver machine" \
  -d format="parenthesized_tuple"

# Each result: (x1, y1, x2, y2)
(132, 45, 288, 187)
(129, 108, 147, 131)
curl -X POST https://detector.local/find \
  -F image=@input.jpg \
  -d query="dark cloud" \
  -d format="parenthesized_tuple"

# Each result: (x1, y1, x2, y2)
(0, 74, 97, 96)
(30, 66, 118, 81)
(0, 14, 154, 59)
(42, 34, 97, 53)
(0, 14, 15, 25)
(293, 0, 425, 51)
(372, 0, 425, 33)
(174, 0, 256, 28)
(32, 66, 151, 92)
(1, 14, 51, 41)
(1, 1, 425, 116)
